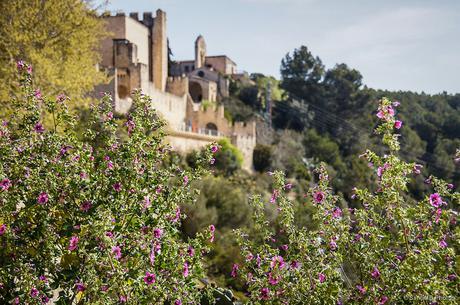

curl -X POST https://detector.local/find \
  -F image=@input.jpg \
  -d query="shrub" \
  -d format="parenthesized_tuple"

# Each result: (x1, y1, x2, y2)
(233, 98, 458, 304)
(0, 62, 218, 304)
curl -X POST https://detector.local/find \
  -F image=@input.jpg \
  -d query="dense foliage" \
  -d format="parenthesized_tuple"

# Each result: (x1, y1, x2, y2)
(0, 63, 216, 304)
(234, 98, 459, 304)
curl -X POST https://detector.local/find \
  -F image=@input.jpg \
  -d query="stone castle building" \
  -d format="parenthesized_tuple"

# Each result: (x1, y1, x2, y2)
(96, 9, 255, 171)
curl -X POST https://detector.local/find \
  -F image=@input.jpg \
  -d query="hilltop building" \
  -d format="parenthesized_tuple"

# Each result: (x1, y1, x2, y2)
(95, 10, 255, 171)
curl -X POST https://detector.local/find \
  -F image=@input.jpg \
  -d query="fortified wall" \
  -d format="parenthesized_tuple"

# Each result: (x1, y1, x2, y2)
(96, 10, 256, 171)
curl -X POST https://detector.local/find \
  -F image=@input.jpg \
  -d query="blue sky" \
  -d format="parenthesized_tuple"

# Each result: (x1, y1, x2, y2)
(104, 0, 460, 94)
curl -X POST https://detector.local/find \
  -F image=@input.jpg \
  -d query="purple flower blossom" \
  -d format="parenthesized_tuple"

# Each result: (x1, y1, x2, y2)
(318, 273, 326, 283)
(1, 178, 11, 191)
(211, 145, 219, 153)
(125, 119, 135, 135)
(171, 207, 181, 223)
(371, 267, 381, 279)
(174, 300, 182, 305)
(105, 231, 113, 238)
(113, 182, 122, 192)
(68, 236, 79, 251)
(376, 111, 385, 119)
(39, 275, 48, 282)
(112, 246, 122, 260)
(37, 192, 49, 204)
(34, 123, 45, 133)
(183, 175, 189, 186)
(270, 256, 285, 269)
(356, 285, 366, 295)
(392, 101, 400, 107)
(439, 238, 447, 249)
(17, 60, 25, 70)
(429, 193, 443, 208)
(270, 189, 279, 204)
(332, 207, 342, 219)
(210, 157, 215, 165)
(80, 201, 92, 212)
(231, 263, 239, 278)
(144, 271, 156, 285)
(313, 191, 325, 204)
(379, 296, 389, 304)
(153, 228, 163, 239)
(280, 244, 288, 251)
(290, 260, 300, 269)
(34, 89, 42, 100)
(260, 287, 270, 300)
(56, 93, 67, 103)
(183, 262, 189, 277)
(284, 183, 292, 190)
(394, 120, 403, 129)
(187, 246, 195, 257)
(329, 240, 337, 251)
(75, 282, 86, 292)
(41, 295, 50, 304)
(413, 164, 423, 175)
(209, 224, 216, 242)
(268, 272, 279, 285)
(30, 287, 39, 298)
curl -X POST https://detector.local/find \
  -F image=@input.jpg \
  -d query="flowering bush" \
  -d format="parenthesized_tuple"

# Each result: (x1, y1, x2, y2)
(0, 62, 217, 304)
(234, 98, 458, 304)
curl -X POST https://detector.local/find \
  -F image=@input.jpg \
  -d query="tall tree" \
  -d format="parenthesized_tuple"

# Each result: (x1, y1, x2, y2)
(0, 0, 106, 105)
(280, 45, 325, 104)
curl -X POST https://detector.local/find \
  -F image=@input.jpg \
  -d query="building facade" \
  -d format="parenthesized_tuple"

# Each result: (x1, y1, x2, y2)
(95, 10, 256, 171)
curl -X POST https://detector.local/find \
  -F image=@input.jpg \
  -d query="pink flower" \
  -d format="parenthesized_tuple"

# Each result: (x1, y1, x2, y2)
(187, 246, 195, 257)
(1, 178, 11, 191)
(183, 262, 189, 277)
(210, 157, 215, 165)
(280, 244, 288, 251)
(37, 192, 49, 204)
(209, 224, 216, 242)
(290, 260, 300, 269)
(153, 228, 163, 239)
(376, 111, 385, 119)
(105, 231, 113, 238)
(113, 182, 122, 192)
(56, 93, 67, 103)
(174, 300, 182, 305)
(34, 123, 45, 133)
(30, 287, 39, 298)
(0, 224, 7, 236)
(80, 201, 92, 212)
(394, 120, 402, 129)
(439, 238, 447, 249)
(429, 193, 443, 208)
(356, 285, 366, 295)
(125, 119, 135, 135)
(183, 175, 189, 186)
(143, 271, 156, 285)
(27, 65, 33, 75)
(231, 263, 239, 278)
(171, 207, 181, 223)
(318, 273, 326, 283)
(284, 183, 292, 190)
(270, 256, 285, 269)
(329, 240, 337, 250)
(392, 101, 400, 107)
(112, 246, 122, 260)
(75, 282, 86, 292)
(379, 296, 389, 304)
(313, 191, 325, 204)
(211, 145, 219, 153)
(332, 207, 342, 219)
(34, 89, 42, 100)
(371, 267, 380, 279)
(270, 189, 279, 203)
(17, 60, 25, 70)
(260, 287, 270, 300)
(68, 236, 79, 251)
(413, 164, 423, 175)
(387, 106, 395, 116)
(268, 272, 279, 285)
(107, 161, 114, 170)
(39, 275, 48, 282)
